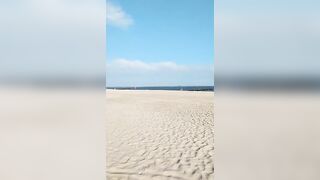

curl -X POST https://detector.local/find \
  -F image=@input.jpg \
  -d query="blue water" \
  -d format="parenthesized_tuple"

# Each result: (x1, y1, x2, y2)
(106, 86, 214, 91)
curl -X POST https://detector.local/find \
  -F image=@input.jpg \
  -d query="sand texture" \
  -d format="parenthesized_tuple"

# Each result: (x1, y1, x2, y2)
(106, 90, 214, 180)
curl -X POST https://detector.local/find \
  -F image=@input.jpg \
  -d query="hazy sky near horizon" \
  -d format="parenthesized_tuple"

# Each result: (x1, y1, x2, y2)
(0, 0, 105, 80)
(106, 0, 214, 87)
(216, 0, 320, 78)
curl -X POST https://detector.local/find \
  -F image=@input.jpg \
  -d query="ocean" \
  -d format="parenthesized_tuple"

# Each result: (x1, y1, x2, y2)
(106, 86, 214, 91)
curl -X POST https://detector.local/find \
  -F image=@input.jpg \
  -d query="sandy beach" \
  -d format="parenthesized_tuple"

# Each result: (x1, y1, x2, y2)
(0, 87, 106, 180)
(106, 90, 214, 180)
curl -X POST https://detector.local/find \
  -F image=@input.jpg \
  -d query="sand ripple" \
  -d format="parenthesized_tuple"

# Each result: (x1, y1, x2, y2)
(106, 90, 214, 180)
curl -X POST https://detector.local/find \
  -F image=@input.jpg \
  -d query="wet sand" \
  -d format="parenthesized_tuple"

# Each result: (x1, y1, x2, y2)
(106, 90, 214, 180)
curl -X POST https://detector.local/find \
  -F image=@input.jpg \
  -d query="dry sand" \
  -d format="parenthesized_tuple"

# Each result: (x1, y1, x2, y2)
(106, 90, 214, 180)
(0, 87, 105, 180)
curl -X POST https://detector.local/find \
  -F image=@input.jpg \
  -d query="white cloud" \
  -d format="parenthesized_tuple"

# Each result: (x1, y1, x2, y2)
(107, 1, 133, 28)
(106, 59, 214, 86)
(112, 59, 188, 72)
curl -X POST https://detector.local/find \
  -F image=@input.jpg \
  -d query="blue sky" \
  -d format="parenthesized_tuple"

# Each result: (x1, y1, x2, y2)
(106, 0, 214, 87)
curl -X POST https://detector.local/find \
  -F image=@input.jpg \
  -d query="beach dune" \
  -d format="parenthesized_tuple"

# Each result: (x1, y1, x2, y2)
(106, 90, 214, 180)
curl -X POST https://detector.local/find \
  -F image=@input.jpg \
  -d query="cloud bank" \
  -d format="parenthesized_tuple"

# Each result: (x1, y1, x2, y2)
(112, 59, 188, 72)
(106, 59, 214, 87)
(107, 1, 133, 28)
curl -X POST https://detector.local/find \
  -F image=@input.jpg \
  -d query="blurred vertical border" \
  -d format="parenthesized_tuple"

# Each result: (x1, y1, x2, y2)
(215, 0, 320, 180)
(0, 1, 106, 180)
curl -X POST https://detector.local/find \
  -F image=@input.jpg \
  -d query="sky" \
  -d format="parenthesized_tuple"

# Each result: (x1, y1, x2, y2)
(215, 0, 320, 79)
(0, 0, 105, 81)
(106, 0, 214, 87)
(1, 0, 320, 86)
